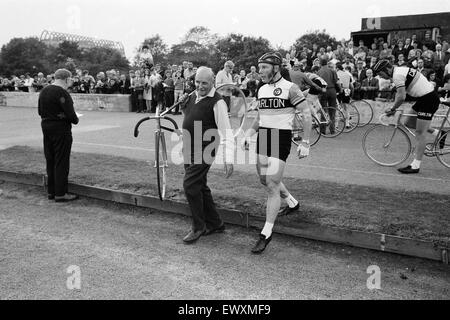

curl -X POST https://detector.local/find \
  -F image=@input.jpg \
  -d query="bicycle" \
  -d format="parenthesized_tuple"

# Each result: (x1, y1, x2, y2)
(351, 99, 374, 127)
(362, 100, 450, 168)
(336, 98, 360, 133)
(291, 112, 321, 147)
(309, 96, 346, 138)
(134, 99, 184, 201)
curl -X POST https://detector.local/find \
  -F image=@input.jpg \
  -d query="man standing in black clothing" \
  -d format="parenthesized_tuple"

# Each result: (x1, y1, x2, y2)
(38, 69, 79, 202)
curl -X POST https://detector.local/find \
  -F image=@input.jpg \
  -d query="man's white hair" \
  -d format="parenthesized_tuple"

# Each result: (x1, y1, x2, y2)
(196, 66, 215, 81)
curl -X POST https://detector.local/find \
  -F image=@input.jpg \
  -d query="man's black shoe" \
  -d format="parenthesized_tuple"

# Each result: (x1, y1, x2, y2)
(251, 234, 272, 254)
(183, 229, 205, 244)
(48, 194, 55, 200)
(204, 223, 226, 236)
(55, 194, 79, 202)
(278, 202, 300, 215)
(398, 165, 420, 174)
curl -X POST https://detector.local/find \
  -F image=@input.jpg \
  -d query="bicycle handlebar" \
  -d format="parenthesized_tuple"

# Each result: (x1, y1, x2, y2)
(133, 116, 150, 137)
(133, 115, 180, 138)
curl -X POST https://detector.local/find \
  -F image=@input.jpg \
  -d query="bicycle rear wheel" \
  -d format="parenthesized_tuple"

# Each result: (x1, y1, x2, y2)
(341, 103, 360, 133)
(291, 113, 321, 147)
(352, 100, 374, 127)
(436, 131, 450, 168)
(362, 124, 411, 166)
(319, 107, 345, 138)
(155, 131, 167, 200)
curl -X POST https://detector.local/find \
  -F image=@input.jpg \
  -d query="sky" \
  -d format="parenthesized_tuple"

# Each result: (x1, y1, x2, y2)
(1, 0, 449, 61)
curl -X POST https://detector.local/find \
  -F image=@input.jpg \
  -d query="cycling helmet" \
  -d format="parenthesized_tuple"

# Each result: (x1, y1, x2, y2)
(372, 59, 392, 74)
(258, 52, 283, 66)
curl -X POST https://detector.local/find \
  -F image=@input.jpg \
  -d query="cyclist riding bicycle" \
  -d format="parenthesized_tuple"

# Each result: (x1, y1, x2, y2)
(242, 52, 312, 254)
(373, 59, 443, 174)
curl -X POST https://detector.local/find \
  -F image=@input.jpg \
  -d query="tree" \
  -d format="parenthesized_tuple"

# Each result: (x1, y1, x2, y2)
(55, 41, 83, 63)
(166, 27, 219, 69)
(293, 29, 339, 52)
(0, 37, 52, 76)
(215, 34, 273, 72)
(133, 34, 169, 66)
(80, 47, 130, 76)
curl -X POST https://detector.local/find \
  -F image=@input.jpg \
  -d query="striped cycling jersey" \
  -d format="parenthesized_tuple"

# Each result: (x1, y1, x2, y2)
(392, 67, 434, 98)
(256, 77, 306, 130)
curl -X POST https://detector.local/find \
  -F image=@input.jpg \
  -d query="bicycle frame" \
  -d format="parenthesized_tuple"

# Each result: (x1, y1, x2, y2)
(380, 103, 450, 155)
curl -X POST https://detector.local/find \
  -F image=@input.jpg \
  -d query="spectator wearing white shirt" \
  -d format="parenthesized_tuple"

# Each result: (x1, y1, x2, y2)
(347, 40, 355, 57)
(215, 60, 234, 112)
(24, 73, 35, 92)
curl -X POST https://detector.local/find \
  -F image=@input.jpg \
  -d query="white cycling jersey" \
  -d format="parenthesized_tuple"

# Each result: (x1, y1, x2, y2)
(256, 77, 306, 130)
(392, 66, 434, 98)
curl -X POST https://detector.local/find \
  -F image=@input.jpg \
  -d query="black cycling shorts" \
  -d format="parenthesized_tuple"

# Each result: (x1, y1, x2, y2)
(256, 127, 292, 162)
(337, 92, 351, 104)
(412, 91, 440, 120)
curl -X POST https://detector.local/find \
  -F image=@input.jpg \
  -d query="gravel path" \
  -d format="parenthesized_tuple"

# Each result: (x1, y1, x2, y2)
(0, 181, 448, 300)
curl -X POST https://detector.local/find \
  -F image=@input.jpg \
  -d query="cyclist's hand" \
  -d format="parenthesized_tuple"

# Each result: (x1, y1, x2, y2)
(297, 142, 310, 159)
(385, 108, 396, 117)
(224, 163, 234, 178)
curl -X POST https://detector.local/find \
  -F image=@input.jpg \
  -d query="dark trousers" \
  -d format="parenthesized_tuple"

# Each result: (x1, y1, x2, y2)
(164, 90, 174, 112)
(130, 90, 138, 112)
(135, 90, 145, 112)
(319, 88, 337, 134)
(183, 163, 223, 232)
(43, 130, 73, 197)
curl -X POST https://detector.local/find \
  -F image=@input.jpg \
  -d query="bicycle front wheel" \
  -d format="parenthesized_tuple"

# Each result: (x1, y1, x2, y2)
(436, 131, 450, 169)
(319, 107, 345, 138)
(362, 124, 411, 166)
(291, 113, 321, 147)
(352, 100, 374, 127)
(341, 103, 360, 133)
(155, 131, 167, 200)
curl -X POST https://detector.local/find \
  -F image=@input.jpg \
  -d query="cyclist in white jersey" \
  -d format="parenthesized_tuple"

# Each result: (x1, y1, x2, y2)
(242, 52, 312, 253)
(373, 59, 442, 174)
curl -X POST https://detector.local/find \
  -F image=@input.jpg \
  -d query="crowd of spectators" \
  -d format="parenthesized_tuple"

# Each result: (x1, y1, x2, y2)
(3, 31, 450, 112)
(283, 31, 450, 100)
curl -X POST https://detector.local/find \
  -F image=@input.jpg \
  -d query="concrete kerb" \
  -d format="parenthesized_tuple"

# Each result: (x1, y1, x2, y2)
(0, 169, 448, 265)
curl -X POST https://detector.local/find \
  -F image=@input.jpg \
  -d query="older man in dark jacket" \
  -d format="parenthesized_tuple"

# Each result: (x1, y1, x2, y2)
(317, 58, 341, 135)
(38, 69, 79, 202)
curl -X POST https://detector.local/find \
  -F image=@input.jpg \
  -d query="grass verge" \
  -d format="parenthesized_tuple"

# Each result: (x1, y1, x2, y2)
(0, 145, 449, 245)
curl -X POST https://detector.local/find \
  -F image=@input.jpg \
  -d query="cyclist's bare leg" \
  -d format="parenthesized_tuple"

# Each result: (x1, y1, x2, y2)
(279, 182, 299, 208)
(414, 119, 432, 162)
(403, 106, 436, 135)
(256, 155, 286, 238)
